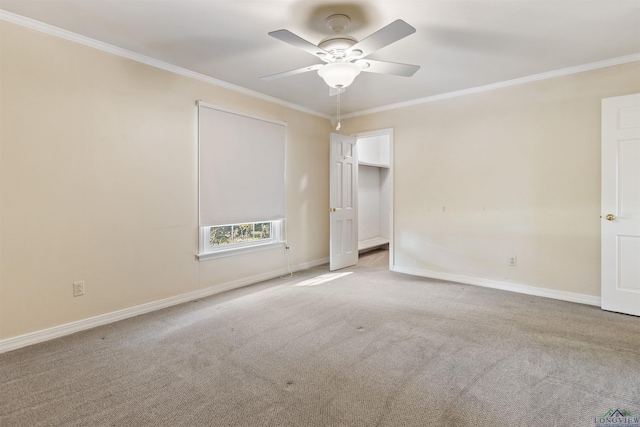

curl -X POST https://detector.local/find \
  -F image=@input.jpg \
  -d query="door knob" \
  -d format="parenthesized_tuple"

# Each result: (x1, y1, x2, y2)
(605, 214, 616, 221)
(331, 208, 337, 212)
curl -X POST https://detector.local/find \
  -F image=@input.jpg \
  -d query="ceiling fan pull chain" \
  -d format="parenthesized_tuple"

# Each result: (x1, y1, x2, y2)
(336, 86, 341, 130)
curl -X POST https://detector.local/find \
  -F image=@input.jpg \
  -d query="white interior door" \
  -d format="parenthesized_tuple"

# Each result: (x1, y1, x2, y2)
(330, 133, 358, 271)
(601, 93, 640, 316)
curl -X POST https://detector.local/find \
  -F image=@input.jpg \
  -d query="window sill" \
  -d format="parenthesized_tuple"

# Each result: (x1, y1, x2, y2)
(197, 241, 284, 261)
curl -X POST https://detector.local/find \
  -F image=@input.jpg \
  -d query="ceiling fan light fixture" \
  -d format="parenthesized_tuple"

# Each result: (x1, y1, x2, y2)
(318, 61, 361, 88)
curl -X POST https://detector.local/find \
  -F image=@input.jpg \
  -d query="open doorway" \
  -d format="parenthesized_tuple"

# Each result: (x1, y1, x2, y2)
(354, 129, 393, 260)
(329, 128, 393, 271)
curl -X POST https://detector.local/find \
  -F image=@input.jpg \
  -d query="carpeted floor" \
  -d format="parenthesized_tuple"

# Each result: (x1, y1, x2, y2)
(1, 249, 639, 426)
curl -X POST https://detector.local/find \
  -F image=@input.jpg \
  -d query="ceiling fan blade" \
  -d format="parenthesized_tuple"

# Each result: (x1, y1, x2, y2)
(268, 29, 329, 58)
(356, 59, 420, 77)
(347, 20, 416, 58)
(260, 63, 324, 81)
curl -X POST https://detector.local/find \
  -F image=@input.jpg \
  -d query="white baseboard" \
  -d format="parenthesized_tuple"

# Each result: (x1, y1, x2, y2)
(0, 257, 330, 354)
(292, 257, 329, 272)
(391, 265, 601, 307)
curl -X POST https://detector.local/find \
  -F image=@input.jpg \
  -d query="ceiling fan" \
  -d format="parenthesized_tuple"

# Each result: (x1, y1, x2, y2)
(260, 14, 420, 90)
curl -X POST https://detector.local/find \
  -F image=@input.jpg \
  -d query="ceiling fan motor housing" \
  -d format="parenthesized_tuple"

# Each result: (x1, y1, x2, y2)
(318, 35, 357, 58)
(319, 14, 362, 60)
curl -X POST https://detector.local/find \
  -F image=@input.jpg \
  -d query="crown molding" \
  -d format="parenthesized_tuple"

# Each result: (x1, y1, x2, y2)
(0, 10, 331, 120)
(2, 9, 637, 122)
(341, 53, 640, 119)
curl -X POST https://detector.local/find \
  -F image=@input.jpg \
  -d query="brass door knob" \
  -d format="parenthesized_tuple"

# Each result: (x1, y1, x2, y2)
(605, 214, 616, 221)
(331, 208, 337, 212)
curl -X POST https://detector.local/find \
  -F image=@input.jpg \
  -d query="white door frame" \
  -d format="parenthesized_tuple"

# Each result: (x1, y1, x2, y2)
(352, 128, 394, 270)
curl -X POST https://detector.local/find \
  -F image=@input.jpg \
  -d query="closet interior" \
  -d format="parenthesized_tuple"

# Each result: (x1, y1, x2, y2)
(357, 133, 391, 252)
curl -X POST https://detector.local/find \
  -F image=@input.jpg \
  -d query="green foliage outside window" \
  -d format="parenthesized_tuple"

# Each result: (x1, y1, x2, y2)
(210, 222, 271, 247)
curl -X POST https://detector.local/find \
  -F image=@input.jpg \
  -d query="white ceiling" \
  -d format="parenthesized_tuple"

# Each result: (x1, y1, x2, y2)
(2, 0, 639, 117)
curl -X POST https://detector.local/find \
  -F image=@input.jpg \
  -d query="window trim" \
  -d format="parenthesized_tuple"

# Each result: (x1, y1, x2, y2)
(197, 220, 284, 261)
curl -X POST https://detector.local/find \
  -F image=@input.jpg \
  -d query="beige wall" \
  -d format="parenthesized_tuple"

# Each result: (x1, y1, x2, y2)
(341, 62, 640, 298)
(0, 21, 332, 340)
(2, 18, 639, 343)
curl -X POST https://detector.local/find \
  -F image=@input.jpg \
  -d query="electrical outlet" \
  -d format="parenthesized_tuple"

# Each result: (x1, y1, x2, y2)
(73, 281, 85, 297)
(508, 256, 517, 267)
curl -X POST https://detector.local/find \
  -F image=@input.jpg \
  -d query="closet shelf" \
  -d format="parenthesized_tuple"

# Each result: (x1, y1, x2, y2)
(358, 160, 390, 168)
(358, 237, 389, 251)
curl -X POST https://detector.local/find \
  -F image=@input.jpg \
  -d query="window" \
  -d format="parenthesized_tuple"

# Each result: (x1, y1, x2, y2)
(200, 220, 283, 257)
(210, 222, 272, 247)
(197, 101, 286, 259)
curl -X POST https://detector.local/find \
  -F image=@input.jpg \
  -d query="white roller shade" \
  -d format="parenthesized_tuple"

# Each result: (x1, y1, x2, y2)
(198, 102, 285, 226)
